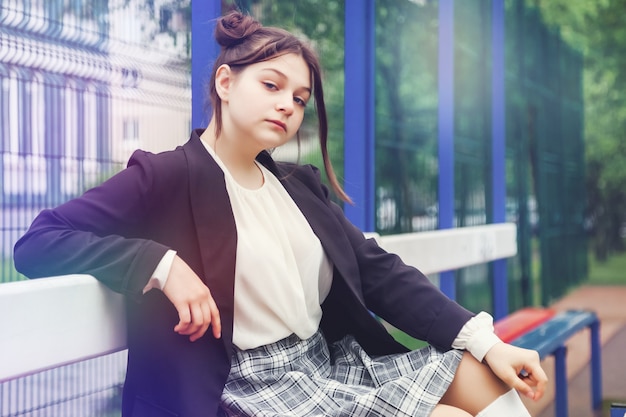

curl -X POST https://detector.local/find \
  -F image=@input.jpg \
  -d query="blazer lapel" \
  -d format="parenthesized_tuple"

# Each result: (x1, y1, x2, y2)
(183, 130, 237, 355)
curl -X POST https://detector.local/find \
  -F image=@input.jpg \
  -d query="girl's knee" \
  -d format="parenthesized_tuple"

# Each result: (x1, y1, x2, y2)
(440, 352, 509, 414)
(457, 351, 509, 391)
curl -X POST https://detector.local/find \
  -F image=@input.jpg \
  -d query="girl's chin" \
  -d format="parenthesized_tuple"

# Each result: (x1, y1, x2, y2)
(256, 137, 293, 151)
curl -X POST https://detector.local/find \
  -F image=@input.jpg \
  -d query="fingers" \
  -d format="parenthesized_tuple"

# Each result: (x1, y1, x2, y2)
(173, 303, 192, 333)
(190, 302, 212, 342)
(484, 343, 548, 401)
(208, 295, 222, 339)
(509, 370, 546, 400)
(187, 303, 206, 342)
(507, 372, 535, 400)
(163, 256, 222, 342)
(172, 292, 222, 342)
(520, 361, 548, 400)
(188, 300, 221, 342)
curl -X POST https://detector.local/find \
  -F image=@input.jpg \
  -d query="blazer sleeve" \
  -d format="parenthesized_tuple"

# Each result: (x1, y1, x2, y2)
(14, 150, 172, 298)
(332, 200, 474, 350)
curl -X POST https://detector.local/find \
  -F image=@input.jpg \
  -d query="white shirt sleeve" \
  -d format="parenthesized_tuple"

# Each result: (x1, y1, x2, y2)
(451, 311, 503, 362)
(142, 249, 177, 294)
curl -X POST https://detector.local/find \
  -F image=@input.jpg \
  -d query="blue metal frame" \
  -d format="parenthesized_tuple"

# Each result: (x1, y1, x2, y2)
(191, 1, 221, 129)
(590, 320, 603, 411)
(491, 0, 508, 319)
(553, 346, 569, 417)
(343, 0, 376, 232)
(438, 0, 456, 299)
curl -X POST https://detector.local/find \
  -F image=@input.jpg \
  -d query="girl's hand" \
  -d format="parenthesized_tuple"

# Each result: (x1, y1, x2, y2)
(162, 255, 221, 342)
(483, 342, 548, 400)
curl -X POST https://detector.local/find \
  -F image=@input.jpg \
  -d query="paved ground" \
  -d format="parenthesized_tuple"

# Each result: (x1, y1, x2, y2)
(518, 285, 626, 417)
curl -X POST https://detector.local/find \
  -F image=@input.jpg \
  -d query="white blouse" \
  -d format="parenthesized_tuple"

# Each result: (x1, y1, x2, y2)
(203, 143, 333, 350)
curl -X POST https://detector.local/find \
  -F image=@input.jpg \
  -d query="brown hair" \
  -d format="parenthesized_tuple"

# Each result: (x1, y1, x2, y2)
(208, 11, 351, 203)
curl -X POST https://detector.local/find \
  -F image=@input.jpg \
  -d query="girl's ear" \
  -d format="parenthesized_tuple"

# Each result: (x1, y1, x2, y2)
(215, 64, 233, 102)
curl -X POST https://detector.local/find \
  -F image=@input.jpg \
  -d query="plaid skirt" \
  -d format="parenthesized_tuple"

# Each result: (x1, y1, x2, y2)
(218, 329, 463, 417)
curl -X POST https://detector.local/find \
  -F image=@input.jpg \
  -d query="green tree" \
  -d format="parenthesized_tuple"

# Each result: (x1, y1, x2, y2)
(528, 0, 626, 259)
(375, 0, 440, 233)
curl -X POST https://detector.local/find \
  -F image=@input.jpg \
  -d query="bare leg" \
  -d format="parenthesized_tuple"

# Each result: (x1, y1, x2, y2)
(430, 404, 473, 417)
(439, 352, 510, 415)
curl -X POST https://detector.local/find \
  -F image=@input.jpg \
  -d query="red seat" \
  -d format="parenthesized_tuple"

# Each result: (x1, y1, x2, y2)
(494, 307, 556, 343)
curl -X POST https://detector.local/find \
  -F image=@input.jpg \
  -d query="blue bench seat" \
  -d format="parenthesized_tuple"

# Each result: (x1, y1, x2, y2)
(509, 310, 601, 417)
(611, 403, 626, 417)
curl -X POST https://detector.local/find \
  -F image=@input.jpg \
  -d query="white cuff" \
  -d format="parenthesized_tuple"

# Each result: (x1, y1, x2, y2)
(452, 311, 503, 362)
(142, 249, 177, 294)
(466, 327, 503, 363)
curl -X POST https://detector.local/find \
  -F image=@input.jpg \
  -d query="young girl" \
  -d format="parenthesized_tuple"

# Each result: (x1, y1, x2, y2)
(14, 11, 547, 417)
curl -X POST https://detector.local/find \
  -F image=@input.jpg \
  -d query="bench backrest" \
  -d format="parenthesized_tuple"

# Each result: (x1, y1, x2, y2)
(0, 223, 516, 382)
(0, 275, 126, 382)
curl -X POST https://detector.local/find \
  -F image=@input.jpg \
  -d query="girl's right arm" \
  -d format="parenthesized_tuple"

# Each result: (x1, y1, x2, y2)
(14, 150, 172, 298)
(14, 149, 222, 340)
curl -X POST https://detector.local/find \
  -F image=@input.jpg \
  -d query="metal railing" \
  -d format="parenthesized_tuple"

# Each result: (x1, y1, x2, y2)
(1, 352, 126, 417)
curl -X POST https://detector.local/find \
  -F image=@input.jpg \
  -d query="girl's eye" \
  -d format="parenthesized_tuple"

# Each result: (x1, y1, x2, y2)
(263, 82, 278, 90)
(294, 97, 307, 107)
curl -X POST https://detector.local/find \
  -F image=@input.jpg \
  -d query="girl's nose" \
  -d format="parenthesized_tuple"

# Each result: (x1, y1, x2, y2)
(276, 94, 294, 115)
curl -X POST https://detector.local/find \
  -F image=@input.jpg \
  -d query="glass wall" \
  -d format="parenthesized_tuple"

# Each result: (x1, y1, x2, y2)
(0, 0, 192, 283)
(505, 1, 587, 307)
(0, 1, 191, 415)
(374, 0, 440, 235)
(453, 0, 493, 313)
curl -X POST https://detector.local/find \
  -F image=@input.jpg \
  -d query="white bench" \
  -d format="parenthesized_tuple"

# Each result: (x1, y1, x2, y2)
(0, 223, 517, 383)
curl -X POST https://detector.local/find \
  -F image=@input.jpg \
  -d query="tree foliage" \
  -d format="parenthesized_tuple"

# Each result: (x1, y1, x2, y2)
(529, 0, 626, 259)
(374, 0, 440, 232)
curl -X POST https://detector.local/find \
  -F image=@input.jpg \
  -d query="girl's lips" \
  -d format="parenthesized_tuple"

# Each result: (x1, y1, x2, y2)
(268, 120, 287, 132)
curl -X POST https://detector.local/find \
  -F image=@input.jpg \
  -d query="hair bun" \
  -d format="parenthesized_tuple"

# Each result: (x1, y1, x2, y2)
(215, 11, 262, 48)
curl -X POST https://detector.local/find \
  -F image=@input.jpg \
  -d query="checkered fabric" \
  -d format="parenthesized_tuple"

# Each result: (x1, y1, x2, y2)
(219, 329, 463, 416)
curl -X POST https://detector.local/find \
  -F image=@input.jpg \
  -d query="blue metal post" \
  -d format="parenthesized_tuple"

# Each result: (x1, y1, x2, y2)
(554, 346, 569, 417)
(438, 0, 455, 299)
(590, 319, 603, 411)
(491, 0, 508, 319)
(191, 0, 222, 129)
(344, 0, 376, 232)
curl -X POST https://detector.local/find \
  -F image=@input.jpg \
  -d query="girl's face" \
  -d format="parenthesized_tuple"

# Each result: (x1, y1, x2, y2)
(218, 53, 311, 153)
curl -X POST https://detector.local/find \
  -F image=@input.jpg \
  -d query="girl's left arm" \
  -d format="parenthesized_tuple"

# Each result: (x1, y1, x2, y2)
(325, 197, 475, 351)
(332, 199, 548, 398)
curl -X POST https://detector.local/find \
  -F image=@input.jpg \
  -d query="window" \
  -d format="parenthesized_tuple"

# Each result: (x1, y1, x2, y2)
(61, 82, 79, 195)
(123, 118, 139, 143)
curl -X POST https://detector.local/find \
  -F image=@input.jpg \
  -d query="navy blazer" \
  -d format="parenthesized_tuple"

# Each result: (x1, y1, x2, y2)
(14, 130, 474, 417)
